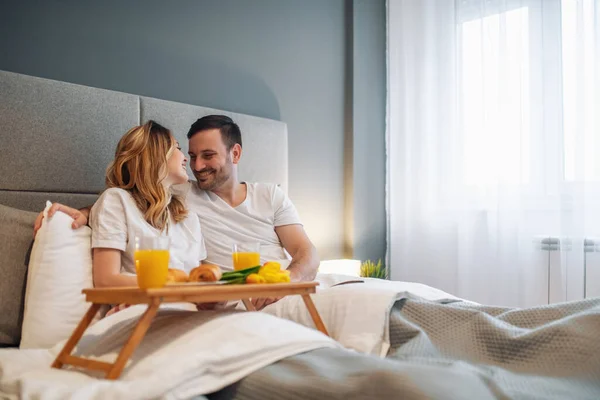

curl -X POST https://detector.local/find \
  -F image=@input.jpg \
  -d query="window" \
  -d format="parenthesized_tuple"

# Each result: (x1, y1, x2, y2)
(460, 6, 530, 185)
(458, 0, 598, 186)
(562, 0, 598, 182)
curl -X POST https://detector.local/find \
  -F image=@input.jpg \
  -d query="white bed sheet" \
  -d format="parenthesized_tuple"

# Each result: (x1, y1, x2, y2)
(0, 305, 338, 400)
(0, 276, 467, 399)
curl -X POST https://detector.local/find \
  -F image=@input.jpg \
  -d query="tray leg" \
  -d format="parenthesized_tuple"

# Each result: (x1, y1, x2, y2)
(52, 303, 101, 369)
(242, 298, 256, 311)
(105, 300, 160, 380)
(301, 294, 329, 336)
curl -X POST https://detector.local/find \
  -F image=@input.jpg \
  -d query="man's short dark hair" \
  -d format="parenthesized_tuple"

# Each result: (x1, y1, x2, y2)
(187, 115, 242, 149)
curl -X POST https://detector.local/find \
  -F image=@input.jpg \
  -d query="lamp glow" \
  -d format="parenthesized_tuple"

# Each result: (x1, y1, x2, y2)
(318, 259, 361, 277)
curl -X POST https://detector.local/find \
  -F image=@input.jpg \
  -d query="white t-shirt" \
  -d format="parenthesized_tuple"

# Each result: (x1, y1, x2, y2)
(90, 188, 207, 274)
(184, 182, 302, 270)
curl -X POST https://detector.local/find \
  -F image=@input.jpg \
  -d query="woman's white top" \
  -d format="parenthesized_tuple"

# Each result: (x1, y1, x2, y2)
(90, 187, 207, 274)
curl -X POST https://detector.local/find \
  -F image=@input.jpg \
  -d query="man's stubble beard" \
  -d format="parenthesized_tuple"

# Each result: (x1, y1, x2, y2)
(194, 168, 231, 191)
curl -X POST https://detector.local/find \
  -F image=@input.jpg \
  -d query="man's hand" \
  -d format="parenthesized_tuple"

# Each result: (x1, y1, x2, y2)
(251, 296, 282, 311)
(33, 203, 90, 237)
(195, 301, 227, 311)
(106, 303, 131, 317)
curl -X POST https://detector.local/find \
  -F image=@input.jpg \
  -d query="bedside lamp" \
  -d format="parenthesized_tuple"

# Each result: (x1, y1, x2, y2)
(318, 259, 361, 277)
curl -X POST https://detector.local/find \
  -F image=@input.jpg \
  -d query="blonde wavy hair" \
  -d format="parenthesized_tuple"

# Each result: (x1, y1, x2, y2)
(106, 120, 188, 231)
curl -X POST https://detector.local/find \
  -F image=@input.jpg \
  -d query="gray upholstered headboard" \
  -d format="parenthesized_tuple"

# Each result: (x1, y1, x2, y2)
(0, 70, 288, 211)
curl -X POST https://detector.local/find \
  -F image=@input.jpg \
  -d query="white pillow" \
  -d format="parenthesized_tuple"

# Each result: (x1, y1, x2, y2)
(20, 202, 93, 349)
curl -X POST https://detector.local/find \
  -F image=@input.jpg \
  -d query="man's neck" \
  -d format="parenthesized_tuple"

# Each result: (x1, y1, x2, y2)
(211, 180, 247, 208)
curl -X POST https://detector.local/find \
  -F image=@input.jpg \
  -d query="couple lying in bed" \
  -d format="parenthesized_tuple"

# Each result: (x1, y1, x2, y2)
(34, 114, 319, 311)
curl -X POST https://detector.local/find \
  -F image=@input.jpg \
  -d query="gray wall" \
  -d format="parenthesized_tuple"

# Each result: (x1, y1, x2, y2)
(351, 0, 387, 264)
(0, 0, 385, 264)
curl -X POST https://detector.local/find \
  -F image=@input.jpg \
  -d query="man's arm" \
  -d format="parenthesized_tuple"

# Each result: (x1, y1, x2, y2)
(275, 224, 319, 282)
(33, 203, 91, 236)
(250, 224, 319, 311)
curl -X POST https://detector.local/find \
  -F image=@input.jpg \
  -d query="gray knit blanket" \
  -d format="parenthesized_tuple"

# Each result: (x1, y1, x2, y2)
(203, 297, 600, 400)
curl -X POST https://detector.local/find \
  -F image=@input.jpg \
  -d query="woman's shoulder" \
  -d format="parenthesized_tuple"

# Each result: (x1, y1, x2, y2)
(99, 187, 129, 197)
(95, 187, 132, 205)
(92, 188, 138, 216)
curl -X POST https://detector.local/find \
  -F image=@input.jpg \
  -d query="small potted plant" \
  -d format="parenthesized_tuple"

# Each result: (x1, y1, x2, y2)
(360, 259, 388, 279)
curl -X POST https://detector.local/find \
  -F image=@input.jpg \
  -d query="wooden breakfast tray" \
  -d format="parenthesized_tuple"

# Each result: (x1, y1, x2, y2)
(51, 282, 328, 380)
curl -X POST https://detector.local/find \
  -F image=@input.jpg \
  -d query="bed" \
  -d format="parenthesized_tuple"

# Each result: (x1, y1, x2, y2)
(1, 70, 599, 400)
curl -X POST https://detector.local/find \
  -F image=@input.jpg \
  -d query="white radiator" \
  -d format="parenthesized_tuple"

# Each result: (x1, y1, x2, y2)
(537, 237, 599, 305)
(583, 239, 600, 298)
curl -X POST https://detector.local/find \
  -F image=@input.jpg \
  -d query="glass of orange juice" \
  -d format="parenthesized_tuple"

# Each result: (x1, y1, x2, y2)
(134, 236, 170, 289)
(232, 243, 260, 270)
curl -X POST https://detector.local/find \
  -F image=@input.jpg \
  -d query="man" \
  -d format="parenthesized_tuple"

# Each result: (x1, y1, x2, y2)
(35, 115, 319, 310)
(182, 115, 318, 284)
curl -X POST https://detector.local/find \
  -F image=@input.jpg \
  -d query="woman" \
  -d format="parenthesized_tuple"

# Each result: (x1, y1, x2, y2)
(90, 120, 206, 287)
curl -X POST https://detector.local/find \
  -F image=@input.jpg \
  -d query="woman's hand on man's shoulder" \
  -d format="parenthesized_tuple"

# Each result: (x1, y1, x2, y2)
(33, 203, 90, 237)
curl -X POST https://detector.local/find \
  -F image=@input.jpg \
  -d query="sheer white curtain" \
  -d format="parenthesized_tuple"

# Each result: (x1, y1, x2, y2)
(387, 0, 599, 307)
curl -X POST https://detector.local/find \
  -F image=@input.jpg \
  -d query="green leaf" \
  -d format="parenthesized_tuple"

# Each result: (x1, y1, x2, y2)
(220, 274, 245, 281)
(221, 266, 260, 278)
(220, 266, 261, 283)
(224, 277, 246, 285)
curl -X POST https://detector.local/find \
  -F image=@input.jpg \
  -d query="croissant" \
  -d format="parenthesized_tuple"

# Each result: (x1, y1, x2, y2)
(166, 268, 189, 283)
(189, 264, 222, 282)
